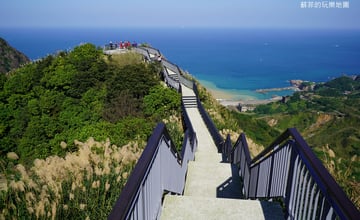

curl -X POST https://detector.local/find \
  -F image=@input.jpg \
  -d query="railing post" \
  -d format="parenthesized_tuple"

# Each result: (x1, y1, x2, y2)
(267, 154, 275, 198)
(281, 137, 299, 218)
(223, 134, 232, 163)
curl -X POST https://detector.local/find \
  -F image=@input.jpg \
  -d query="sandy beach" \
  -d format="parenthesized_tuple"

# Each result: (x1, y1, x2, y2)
(217, 97, 282, 107)
(206, 87, 235, 100)
(202, 80, 283, 107)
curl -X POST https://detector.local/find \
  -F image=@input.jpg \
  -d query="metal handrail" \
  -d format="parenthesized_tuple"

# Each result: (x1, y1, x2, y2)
(139, 46, 161, 60)
(162, 66, 180, 91)
(108, 123, 168, 219)
(108, 120, 197, 220)
(193, 83, 224, 152)
(231, 128, 360, 219)
(181, 99, 197, 150)
(132, 47, 151, 61)
(140, 46, 161, 56)
(179, 75, 193, 89)
(286, 128, 359, 219)
(162, 59, 180, 75)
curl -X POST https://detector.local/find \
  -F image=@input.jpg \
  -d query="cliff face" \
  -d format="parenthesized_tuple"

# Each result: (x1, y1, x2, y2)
(0, 38, 30, 74)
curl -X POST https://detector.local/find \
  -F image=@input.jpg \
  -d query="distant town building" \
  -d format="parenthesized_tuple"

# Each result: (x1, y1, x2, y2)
(282, 96, 291, 103)
(238, 104, 256, 112)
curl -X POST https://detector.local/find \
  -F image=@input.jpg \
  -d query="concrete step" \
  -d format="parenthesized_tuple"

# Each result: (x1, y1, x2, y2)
(169, 75, 179, 81)
(182, 96, 197, 108)
(184, 161, 242, 198)
(181, 85, 196, 97)
(161, 195, 284, 220)
(193, 151, 223, 163)
(166, 67, 179, 80)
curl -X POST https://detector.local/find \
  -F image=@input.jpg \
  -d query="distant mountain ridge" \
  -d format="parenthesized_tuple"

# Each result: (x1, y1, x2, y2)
(0, 37, 30, 74)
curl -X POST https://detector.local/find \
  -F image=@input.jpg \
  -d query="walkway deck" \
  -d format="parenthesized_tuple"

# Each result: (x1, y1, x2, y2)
(161, 85, 284, 219)
(181, 85, 240, 198)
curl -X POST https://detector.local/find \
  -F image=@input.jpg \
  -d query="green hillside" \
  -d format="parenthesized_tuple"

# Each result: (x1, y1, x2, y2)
(193, 75, 359, 208)
(0, 43, 182, 219)
(253, 75, 360, 207)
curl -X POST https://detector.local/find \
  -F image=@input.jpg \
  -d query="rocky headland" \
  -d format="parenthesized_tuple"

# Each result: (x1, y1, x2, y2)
(0, 38, 30, 74)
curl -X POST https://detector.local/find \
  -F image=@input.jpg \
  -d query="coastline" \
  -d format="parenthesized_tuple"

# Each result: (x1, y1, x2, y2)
(200, 80, 259, 100)
(200, 79, 289, 107)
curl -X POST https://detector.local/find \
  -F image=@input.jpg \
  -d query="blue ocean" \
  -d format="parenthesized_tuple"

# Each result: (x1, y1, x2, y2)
(1, 28, 360, 100)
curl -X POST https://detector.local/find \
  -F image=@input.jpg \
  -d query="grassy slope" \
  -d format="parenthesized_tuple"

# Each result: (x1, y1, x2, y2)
(196, 75, 359, 208)
(253, 76, 360, 208)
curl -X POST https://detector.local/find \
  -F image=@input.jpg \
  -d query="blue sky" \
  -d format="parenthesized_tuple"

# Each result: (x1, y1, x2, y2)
(0, 0, 359, 29)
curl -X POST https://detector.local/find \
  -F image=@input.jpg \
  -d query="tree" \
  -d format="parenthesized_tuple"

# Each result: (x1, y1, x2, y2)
(68, 43, 102, 72)
(0, 74, 6, 90)
(103, 90, 141, 122)
(143, 85, 181, 118)
(106, 63, 159, 100)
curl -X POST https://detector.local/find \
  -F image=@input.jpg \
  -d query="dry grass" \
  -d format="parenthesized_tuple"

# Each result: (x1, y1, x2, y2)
(321, 145, 360, 209)
(104, 52, 143, 67)
(1, 138, 143, 219)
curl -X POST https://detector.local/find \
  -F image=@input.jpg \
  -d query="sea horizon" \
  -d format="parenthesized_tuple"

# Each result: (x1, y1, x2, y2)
(1, 27, 360, 100)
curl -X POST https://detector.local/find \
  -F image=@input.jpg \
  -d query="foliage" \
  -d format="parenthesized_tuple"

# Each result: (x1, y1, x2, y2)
(143, 84, 181, 119)
(0, 44, 184, 218)
(163, 115, 184, 152)
(253, 76, 360, 159)
(230, 112, 280, 146)
(322, 76, 360, 92)
(143, 84, 183, 149)
(103, 63, 160, 122)
(0, 44, 165, 165)
(252, 75, 360, 208)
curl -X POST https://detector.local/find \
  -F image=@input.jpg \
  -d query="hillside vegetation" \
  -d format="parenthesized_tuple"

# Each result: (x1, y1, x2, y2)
(254, 75, 360, 207)
(193, 81, 280, 156)
(0, 44, 182, 219)
(195, 75, 359, 208)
